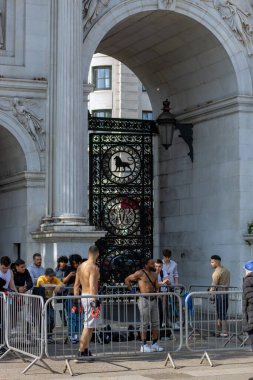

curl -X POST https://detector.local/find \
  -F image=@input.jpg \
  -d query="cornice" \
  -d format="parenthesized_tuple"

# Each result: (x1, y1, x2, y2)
(31, 228, 107, 242)
(0, 78, 96, 99)
(176, 96, 253, 124)
(0, 171, 45, 192)
(0, 78, 48, 99)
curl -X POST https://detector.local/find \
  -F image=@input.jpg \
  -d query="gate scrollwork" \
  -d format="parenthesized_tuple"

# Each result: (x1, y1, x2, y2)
(89, 117, 154, 285)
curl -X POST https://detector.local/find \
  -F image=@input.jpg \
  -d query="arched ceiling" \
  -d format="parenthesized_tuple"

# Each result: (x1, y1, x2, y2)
(96, 10, 237, 112)
(0, 127, 26, 179)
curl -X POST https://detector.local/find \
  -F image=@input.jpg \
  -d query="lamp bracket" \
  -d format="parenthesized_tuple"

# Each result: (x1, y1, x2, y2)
(175, 122, 194, 162)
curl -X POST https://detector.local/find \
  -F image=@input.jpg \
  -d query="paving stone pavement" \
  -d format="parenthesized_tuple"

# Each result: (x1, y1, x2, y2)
(0, 351, 253, 380)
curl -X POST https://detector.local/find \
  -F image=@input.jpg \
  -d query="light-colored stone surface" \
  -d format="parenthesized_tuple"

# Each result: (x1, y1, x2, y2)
(0, 352, 253, 380)
(2, 0, 253, 283)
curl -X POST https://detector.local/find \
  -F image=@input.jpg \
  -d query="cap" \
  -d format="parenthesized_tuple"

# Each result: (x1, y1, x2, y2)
(45, 268, 55, 276)
(243, 260, 253, 272)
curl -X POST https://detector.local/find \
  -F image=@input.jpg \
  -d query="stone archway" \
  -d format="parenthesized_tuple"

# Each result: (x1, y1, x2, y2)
(0, 115, 43, 261)
(83, 0, 253, 99)
(0, 112, 41, 172)
(82, 1, 253, 287)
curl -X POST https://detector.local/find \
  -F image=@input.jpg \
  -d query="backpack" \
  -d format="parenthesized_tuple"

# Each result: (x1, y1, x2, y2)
(32, 286, 46, 299)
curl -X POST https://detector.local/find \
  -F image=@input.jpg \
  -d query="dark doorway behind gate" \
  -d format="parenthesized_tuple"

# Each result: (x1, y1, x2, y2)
(89, 116, 155, 285)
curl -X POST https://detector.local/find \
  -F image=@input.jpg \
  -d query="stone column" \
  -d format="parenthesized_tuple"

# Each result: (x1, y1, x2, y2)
(53, 0, 85, 223)
(31, 0, 107, 256)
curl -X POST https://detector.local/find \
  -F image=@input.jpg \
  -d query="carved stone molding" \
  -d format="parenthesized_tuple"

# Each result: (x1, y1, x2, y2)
(83, 0, 110, 33)
(201, 0, 253, 56)
(82, 0, 253, 57)
(0, 171, 45, 192)
(0, 97, 46, 151)
(158, 0, 176, 10)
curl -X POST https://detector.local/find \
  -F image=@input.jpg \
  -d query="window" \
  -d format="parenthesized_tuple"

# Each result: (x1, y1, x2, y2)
(92, 110, 112, 118)
(142, 111, 153, 121)
(92, 66, 112, 90)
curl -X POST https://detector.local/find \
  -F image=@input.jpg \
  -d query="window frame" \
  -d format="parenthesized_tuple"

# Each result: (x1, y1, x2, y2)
(92, 109, 112, 118)
(92, 65, 112, 90)
(142, 111, 153, 121)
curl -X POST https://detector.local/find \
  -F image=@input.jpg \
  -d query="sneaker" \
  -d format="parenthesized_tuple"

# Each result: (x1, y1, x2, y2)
(151, 342, 164, 352)
(47, 337, 55, 344)
(74, 334, 79, 342)
(68, 336, 78, 344)
(74, 350, 94, 362)
(172, 322, 180, 331)
(140, 344, 153, 353)
(219, 333, 229, 338)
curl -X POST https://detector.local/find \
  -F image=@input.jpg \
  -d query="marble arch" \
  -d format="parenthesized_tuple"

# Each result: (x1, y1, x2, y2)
(0, 111, 41, 172)
(82, 0, 253, 97)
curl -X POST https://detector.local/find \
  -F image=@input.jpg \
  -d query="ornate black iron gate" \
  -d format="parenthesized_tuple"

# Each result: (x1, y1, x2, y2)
(89, 117, 155, 285)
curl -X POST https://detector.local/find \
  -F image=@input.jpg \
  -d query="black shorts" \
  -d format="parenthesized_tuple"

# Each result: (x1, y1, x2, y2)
(216, 294, 228, 320)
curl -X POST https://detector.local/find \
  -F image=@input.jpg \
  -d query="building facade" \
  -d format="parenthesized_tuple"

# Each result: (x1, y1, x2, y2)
(0, 0, 253, 286)
(89, 53, 152, 120)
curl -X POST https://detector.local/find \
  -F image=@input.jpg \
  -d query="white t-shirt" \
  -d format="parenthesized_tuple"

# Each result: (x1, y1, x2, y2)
(0, 269, 11, 289)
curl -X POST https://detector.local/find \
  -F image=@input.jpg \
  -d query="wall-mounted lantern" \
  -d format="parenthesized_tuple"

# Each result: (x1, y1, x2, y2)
(156, 99, 194, 162)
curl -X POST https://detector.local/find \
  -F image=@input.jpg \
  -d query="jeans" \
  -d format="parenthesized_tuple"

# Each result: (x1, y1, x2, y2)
(47, 304, 55, 336)
(65, 298, 84, 338)
(216, 294, 228, 320)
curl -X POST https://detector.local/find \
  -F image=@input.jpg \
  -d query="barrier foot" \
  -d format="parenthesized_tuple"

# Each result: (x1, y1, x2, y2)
(224, 333, 245, 348)
(164, 352, 177, 369)
(200, 351, 213, 367)
(223, 334, 233, 348)
(240, 335, 249, 347)
(22, 358, 56, 375)
(0, 348, 26, 362)
(63, 359, 73, 376)
(0, 347, 11, 360)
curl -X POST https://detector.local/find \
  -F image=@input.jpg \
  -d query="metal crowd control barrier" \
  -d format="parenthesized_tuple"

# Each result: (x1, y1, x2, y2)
(101, 285, 138, 295)
(0, 292, 54, 374)
(102, 285, 186, 333)
(102, 284, 186, 295)
(188, 285, 241, 291)
(43, 292, 183, 375)
(0, 292, 6, 355)
(184, 290, 247, 366)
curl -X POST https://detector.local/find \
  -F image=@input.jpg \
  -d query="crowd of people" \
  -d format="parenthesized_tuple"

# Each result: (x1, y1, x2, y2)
(0, 252, 85, 295)
(0, 253, 88, 345)
(0, 248, 180, 358)
(1, 246, 253, 360)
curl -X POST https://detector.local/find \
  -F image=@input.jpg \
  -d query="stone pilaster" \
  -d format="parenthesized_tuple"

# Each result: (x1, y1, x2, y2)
(53, 0, 85, 223)
(31, 1, 106, 252)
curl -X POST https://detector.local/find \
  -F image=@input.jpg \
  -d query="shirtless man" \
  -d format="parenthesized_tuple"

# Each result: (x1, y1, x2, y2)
(124, 258, 164, 353)
(74, 246, 100, 361)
